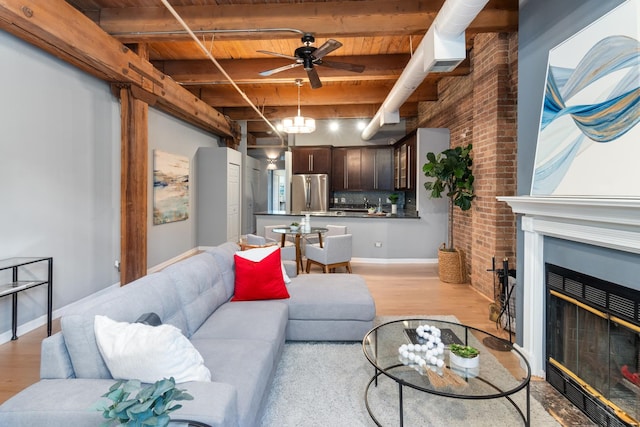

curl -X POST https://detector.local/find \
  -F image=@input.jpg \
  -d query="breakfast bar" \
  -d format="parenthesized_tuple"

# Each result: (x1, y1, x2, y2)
(255, 210, 445, 262)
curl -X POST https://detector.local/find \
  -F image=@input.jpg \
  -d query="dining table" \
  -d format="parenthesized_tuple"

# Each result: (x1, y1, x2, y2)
(272, 226, 329, 274)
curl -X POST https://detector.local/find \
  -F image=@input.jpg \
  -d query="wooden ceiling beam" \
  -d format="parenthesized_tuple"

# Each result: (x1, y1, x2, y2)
(98, 0, 517, 42)
(154, 54, 411, 84)
(225, 104, 419, 121)
(194, 82, 437, 109)
(247, 122, 276, 133)
(100, 1, 439, 41)
(0, 0, 234, 138)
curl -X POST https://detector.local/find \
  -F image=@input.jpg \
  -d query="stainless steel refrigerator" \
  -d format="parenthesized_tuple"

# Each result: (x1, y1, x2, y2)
(291, 174, 329, 212)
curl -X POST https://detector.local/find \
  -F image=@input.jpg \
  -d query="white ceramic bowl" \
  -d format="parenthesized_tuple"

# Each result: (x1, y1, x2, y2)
(449, 351, 479, 369)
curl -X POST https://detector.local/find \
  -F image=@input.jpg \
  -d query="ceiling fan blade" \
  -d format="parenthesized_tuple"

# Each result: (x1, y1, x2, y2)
(318, 60, 365, 73)
(259, 63, 302, 77)
(312, 39, 342, 60)
(256, 50, 299, 61)
(307, 67, 322, 89)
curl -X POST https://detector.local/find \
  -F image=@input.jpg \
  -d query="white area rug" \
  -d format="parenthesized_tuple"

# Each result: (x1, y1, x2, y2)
(259, 315, 560, 426)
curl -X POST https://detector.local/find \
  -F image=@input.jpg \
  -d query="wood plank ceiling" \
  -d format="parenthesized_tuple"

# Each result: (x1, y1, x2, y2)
(24, 0, 519, 141)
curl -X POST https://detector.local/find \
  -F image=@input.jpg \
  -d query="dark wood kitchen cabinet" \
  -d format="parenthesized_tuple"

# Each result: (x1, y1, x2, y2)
(332, 147, 393, 191)
(332, 147, 361, 190)
(292, 147, 332, 174)
(361, 147, 393, 191)
(394, 133, 416, 190)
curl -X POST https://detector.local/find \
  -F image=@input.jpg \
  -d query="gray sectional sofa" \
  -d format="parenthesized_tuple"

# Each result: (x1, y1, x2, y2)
(0, 242, 376, 426)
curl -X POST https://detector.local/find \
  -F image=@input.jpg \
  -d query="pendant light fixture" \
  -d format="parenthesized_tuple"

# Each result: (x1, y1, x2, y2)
(282, 79, 316, 134)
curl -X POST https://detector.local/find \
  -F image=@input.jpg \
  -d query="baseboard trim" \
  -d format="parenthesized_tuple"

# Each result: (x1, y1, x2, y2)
(352, 257, 438, 264)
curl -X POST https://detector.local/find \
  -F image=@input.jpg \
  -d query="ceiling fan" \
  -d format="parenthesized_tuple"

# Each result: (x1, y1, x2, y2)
(258, 33, 365, 89)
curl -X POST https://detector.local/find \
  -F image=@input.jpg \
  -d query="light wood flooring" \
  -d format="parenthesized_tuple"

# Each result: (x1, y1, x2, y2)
(0, 261, 594, 425)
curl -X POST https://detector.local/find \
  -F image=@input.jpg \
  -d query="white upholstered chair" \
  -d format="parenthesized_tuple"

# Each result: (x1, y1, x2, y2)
(325, 224, 347, 236)
(245, 233, 273, 246)
(304, 224, 347, 246)
(263, 225, 296, 261)
(305, 234, 353, 273)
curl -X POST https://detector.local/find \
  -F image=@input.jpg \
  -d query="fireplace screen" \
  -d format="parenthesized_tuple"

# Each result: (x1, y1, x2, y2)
(546, 264, 639, 426)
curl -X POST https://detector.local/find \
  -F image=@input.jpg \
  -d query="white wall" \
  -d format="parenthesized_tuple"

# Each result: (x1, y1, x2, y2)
(0, 31, 121, 338)
(0, 31, 219, 341)
(416, 128, 449, 250)
(147, 109, 219, 266)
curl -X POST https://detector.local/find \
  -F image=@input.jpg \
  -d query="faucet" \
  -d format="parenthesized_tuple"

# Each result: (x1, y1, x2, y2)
(363, 197, 369, 208)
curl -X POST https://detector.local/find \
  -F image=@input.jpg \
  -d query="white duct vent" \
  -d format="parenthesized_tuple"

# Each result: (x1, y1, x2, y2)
(360, 0, 489, 140)
(430, 59, 464, 72)
(423, 27, 466, 73)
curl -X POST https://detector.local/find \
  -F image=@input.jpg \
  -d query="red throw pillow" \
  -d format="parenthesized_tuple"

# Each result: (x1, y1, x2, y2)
(232, 246, 290, 301)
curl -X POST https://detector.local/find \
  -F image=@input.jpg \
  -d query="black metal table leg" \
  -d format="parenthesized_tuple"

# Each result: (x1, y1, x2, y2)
(11, 266, 18, 340)
(398, 382, 403, 427)
(526, 381, 530, 426)
(11, 293, 18, 340)
(47, 258, 53, 336)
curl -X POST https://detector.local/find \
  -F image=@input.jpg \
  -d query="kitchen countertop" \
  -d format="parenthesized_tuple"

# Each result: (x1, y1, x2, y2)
(255, 210, 419, 219)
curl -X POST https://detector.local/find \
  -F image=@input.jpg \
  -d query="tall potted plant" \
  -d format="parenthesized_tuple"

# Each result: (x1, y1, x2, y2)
(422, 143, 475, 283)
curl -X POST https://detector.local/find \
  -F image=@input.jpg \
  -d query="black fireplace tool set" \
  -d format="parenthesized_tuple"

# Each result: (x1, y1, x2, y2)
(483, 257, 516, 351)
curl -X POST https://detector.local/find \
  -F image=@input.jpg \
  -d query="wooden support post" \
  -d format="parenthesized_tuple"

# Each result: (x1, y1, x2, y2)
(119, 86, 148, 285)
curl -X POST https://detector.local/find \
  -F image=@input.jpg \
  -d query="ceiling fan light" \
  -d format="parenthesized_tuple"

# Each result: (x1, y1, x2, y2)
(282, 116, 315, 133)
(282, 118, 294, 129)
(293, 115, 305, 127)
(282, 79, 316, 134)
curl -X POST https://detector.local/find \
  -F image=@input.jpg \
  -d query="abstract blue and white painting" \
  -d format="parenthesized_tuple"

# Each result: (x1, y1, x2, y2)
(153, 150, 190, 225)
(531, 0, 640, 197)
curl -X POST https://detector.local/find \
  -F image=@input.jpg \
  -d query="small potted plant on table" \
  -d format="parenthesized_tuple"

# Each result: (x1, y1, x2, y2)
(448, 343, 480, 369)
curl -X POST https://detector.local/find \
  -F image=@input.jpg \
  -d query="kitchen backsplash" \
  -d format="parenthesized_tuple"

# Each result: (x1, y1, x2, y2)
(331, 190, 415, 213)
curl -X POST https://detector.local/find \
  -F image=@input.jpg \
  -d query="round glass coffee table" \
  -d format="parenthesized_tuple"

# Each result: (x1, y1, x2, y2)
(362, 318, 531, 426)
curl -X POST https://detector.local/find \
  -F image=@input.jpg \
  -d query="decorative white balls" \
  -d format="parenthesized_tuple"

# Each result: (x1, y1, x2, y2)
(398, 323, 447, 370)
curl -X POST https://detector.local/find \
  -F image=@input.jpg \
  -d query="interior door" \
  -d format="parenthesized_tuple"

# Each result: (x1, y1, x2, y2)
(227, 161, 241, 243)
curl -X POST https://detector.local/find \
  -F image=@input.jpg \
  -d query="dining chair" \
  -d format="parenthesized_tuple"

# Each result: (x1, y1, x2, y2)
(263, 225, 296, 261)
(304, 224, 347, 246)
(325, 224, 347, 236)
(245, 234, 273, 246)
(305, 234, 353, 273)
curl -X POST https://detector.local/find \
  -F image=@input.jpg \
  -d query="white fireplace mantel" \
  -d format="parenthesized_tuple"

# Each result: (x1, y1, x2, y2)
(497, 196, 640, 377)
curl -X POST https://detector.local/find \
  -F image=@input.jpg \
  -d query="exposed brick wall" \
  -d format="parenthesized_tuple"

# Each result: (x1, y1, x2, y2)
(415, 33, 518, 300)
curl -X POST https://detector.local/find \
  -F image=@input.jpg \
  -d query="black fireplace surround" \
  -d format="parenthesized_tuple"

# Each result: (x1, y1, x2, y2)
(546, 264, 640, 427)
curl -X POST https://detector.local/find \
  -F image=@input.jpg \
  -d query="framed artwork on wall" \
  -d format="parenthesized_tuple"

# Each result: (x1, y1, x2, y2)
(153, 150, 190, 225)
(531, 0, 640, 197)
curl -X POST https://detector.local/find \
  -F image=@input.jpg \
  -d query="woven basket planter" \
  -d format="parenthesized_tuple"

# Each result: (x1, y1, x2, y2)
(438, 246, 467, 284)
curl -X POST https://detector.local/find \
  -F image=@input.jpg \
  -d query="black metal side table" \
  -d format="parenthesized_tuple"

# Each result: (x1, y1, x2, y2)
(0, 257, 53, 340)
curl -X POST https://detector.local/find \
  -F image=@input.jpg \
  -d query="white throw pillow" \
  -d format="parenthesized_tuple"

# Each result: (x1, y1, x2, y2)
(94, 315, 211, 384)
(236, 245, 291, 283)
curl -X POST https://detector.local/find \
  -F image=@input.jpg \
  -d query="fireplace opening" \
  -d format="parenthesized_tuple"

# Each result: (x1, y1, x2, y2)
(546, 264, 640, 427)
